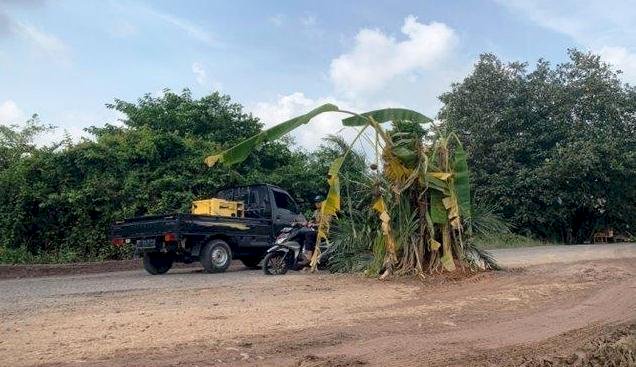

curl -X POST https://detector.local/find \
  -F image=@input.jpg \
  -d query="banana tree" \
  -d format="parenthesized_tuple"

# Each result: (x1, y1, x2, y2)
(206, 104, 497, 276)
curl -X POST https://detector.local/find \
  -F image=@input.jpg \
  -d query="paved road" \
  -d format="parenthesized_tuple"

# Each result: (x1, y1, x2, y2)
(1, 243, 635, 312)
(491, 243, 636, 267)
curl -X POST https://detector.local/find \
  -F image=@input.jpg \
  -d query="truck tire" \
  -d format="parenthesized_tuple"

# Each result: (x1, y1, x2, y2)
(240, 257, 262, 269)
(143, 252, 174, 275)
(201, 239, 232, 273)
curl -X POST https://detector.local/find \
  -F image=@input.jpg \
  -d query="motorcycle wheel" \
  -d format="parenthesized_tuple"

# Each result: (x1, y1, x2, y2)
(263, 251, 289, 275)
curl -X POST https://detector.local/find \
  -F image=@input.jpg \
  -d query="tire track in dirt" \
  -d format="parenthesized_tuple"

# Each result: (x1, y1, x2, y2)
(1, 256, 634, 367)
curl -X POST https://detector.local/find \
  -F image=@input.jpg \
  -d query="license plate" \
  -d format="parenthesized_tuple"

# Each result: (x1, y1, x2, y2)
(136, 238, 156, 248)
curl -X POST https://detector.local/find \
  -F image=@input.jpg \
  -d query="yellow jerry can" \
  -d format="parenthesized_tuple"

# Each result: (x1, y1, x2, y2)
(191, 198, 244, 218)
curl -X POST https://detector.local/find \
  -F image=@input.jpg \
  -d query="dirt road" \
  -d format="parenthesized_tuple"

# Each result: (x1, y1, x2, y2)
(1, 244, 635, 366)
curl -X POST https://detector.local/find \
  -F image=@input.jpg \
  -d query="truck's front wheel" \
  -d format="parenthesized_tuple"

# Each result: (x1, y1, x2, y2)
(143, 252, 174, 275)
(201, 239, 232, 273)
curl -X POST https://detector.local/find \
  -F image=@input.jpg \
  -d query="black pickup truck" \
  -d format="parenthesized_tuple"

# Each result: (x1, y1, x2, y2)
(110, 184, 305, 275)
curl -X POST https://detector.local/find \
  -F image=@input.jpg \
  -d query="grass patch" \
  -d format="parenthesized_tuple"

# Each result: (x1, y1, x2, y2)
(474, 233, 560, 250)
(0, 244, 132, 265)
(0, 246, 85, 264)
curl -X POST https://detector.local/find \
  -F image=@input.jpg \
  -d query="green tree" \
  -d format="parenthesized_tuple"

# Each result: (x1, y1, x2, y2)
(0, 90, 334, 262)
(439, 50, 636, 243)
(0, 115, 54, 169)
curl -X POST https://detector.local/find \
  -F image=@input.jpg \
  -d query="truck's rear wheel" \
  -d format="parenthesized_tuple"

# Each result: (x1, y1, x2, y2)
(201, 239, 232, 273)
(143, 252, 174, 275)
(240, 256, 262, 269)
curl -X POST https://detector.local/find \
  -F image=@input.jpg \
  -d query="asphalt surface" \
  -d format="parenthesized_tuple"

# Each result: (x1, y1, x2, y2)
(492, 243, 636, 267)
(1, 243, 635, 313)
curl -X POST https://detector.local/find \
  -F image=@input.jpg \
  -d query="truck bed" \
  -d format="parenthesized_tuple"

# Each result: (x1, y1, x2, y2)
(110, 213, 274, 256)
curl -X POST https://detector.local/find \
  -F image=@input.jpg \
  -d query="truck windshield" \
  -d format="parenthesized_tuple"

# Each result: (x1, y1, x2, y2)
(272, 190, 298, 214)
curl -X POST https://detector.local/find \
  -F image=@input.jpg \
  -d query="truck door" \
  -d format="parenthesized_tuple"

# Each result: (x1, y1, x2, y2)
(271, 188, 302, 234)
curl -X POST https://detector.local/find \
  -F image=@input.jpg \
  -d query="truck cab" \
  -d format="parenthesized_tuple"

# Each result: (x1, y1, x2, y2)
(216, 185, 302, 234)
(110, 184, 305, 275)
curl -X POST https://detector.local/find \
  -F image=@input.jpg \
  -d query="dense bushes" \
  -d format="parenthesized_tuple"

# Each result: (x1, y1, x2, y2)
(440, 50, 636, 243)
(1, 50, 634, 263)
(0, 90, 341, 263)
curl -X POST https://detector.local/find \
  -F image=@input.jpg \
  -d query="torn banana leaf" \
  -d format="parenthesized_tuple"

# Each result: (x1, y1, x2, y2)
(205, 103, 339, 167)
(372, 197, 398, 265)
(322, 157, 345, 216)
(383, 148, 413, 185)
(310, 157, 345, 269)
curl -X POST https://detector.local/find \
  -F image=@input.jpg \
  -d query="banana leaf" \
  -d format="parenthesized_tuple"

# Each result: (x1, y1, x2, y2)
(430, 190, 447, 224)
(311, 156, 345, 269)
(452, 143, 471, 219)
(342, 108, 432, 126)
(372, 197, 397, 264)
(429, 172, 452, 181)
(382, 147, 413, 185)
(443, 194, 461, 229)
(422, 173, 450, 195)
(393, 146, 417, 166)
(322, 157, 345, 216)
(205, 103, 339, 166)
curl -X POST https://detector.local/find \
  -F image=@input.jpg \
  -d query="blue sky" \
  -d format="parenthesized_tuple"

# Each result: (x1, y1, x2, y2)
(1, 0, 635, 149)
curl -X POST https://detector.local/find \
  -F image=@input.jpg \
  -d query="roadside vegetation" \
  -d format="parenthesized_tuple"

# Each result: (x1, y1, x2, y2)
(0, 50, 634, 264)
(472, 234, 553, 250)
(208, 105, 498, 276)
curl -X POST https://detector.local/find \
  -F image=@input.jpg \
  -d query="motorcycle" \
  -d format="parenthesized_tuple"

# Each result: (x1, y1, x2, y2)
(262, 223, 329, 275)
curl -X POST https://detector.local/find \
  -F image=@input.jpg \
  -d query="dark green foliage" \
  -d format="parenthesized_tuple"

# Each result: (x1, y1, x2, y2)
(2, 48, 634, 264)
(440, 50, 636, 243)
(0, 90, 345, 263)
(469, 202, 511, 236)
(326, 174, 377, 273)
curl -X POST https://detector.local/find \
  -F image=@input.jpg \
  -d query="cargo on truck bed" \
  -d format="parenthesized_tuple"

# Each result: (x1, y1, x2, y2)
(110, 184, 305, 275)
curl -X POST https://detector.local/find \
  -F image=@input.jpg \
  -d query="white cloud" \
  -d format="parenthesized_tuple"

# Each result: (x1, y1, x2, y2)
(192, 62, 207, 85)
(496, 0, 636, 83)
(0, 99, 25, 124)
(268, 14, 284, 27)
(329, 15, 458, 97)
(252, 93, 361, 151)
(0, 101, 126, 146)
(252, 92, 408, 152)
(598, 46, 636, 83)
(191, 62, 222, 91)
(253, 16, 466, 151)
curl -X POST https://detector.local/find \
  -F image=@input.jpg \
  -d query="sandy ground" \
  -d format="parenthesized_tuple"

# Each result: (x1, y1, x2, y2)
(0, 244, 635, 366)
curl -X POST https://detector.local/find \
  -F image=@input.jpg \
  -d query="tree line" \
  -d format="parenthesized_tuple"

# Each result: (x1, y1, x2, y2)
(1, 50, 634, 263)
